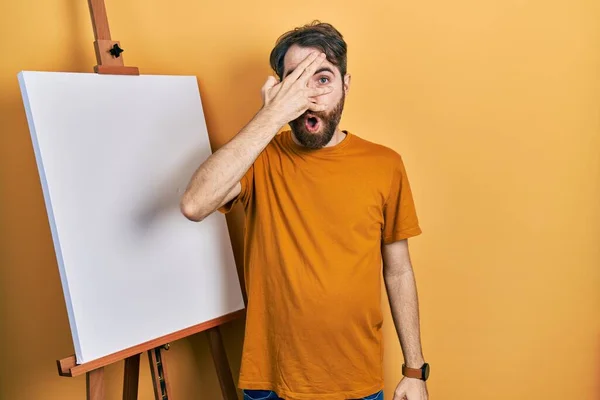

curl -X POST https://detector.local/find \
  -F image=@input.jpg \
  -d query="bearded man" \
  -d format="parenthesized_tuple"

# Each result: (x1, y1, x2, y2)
(181, 21, 430, 400)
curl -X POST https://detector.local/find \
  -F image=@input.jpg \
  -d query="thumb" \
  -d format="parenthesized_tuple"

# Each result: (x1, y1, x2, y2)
(394, 390, 407, 400)
(261, 76, 278, 96)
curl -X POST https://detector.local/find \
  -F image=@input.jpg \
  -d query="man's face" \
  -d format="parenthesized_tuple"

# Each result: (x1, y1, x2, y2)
(282, 44, 350, 149)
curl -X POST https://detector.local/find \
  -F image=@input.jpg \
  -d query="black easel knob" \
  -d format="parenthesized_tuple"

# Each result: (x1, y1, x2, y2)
(109, 43, 124, 58)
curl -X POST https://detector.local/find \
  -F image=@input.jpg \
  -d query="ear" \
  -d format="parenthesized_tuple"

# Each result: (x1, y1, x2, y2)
(343, 73, 351, 93)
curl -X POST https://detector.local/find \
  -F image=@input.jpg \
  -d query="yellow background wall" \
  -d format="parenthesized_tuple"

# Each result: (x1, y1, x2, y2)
(1, 0, 598, 399)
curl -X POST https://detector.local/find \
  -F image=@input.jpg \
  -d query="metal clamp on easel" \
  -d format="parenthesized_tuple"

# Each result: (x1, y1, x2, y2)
(148, 344, 172, 400)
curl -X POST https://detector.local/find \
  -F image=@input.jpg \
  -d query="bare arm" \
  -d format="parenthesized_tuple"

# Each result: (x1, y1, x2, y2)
(382, 239, 425, 369)
(180, 51, 331, 221)
(180, 109, 280, 221)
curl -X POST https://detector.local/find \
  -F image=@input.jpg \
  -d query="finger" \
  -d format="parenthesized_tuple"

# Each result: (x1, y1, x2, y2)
(284, 51, 324, 84)
(306, 86, 334, 98)
(298, 53, 327, 83)
(307, 102, 328, 112)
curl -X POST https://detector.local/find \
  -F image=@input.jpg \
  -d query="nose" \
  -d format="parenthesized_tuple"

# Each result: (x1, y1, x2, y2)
(307, 82, 330, 106)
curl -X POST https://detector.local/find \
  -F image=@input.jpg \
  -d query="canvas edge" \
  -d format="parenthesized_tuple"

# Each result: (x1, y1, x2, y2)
(16, 71, 86, 363)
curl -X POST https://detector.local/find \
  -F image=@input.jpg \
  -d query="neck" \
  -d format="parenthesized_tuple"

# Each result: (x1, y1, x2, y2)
(325, 128, 346, 147)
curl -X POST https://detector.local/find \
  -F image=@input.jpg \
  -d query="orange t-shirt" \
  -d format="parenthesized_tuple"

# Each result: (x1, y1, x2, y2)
(219, 130, 421, 400)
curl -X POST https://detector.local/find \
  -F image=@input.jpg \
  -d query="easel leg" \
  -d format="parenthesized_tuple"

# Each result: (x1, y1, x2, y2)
(123, 354, 141, 400)
(207, 327, 238, 400)
(148, 346, 172, 400)
(86, 367, 105, 400)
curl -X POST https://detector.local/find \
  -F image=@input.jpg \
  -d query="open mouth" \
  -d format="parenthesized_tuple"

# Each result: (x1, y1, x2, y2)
(305, 115, 321, 133)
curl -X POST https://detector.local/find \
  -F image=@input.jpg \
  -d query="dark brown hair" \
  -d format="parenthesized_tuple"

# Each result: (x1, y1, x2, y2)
(269, 21, 347, 80)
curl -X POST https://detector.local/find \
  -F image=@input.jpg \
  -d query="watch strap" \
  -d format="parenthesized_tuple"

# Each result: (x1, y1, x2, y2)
(402, 364, 423, 379)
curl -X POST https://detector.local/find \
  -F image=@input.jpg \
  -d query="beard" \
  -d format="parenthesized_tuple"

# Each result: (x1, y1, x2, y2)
(289, 91, 345, 149)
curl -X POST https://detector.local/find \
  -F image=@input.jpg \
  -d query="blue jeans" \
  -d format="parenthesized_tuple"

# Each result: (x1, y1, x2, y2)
(243, 389, 383, 400)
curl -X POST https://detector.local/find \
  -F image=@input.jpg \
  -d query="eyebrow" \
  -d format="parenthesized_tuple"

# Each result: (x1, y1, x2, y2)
(284, 66, 336, 78)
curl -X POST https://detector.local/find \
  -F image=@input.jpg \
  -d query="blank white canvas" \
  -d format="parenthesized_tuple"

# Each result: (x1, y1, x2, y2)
(18, 71, 245, 364)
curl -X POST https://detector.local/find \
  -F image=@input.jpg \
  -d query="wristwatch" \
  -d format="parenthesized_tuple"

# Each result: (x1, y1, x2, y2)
(402, 363, 430, 381)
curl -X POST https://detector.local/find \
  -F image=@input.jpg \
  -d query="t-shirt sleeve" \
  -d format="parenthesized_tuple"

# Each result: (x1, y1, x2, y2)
(217, 163, 254, 214)
(382, 154, 422, 243)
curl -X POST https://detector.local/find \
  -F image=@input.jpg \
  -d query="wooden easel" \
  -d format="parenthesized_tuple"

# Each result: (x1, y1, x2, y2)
(57, 311, 243, 400)
(55, 2, 244, 399)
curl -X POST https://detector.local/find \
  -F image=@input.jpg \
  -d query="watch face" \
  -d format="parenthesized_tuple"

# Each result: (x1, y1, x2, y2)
(422, 363, 430, 380)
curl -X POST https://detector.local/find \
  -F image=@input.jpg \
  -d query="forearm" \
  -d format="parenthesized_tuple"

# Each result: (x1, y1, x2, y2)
(180, 107, 282, 220)
(384, 266, 425, 368)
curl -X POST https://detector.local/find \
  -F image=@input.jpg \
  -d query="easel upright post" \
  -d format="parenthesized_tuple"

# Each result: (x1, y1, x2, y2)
(86, 368, 105, 400)
(207, 327, 238, 400)
(123, 354, 141, 400)
(87, 0, 139, 75)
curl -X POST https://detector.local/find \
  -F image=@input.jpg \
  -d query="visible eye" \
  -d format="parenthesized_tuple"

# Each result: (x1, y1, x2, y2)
(318, 76, 330, 84)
